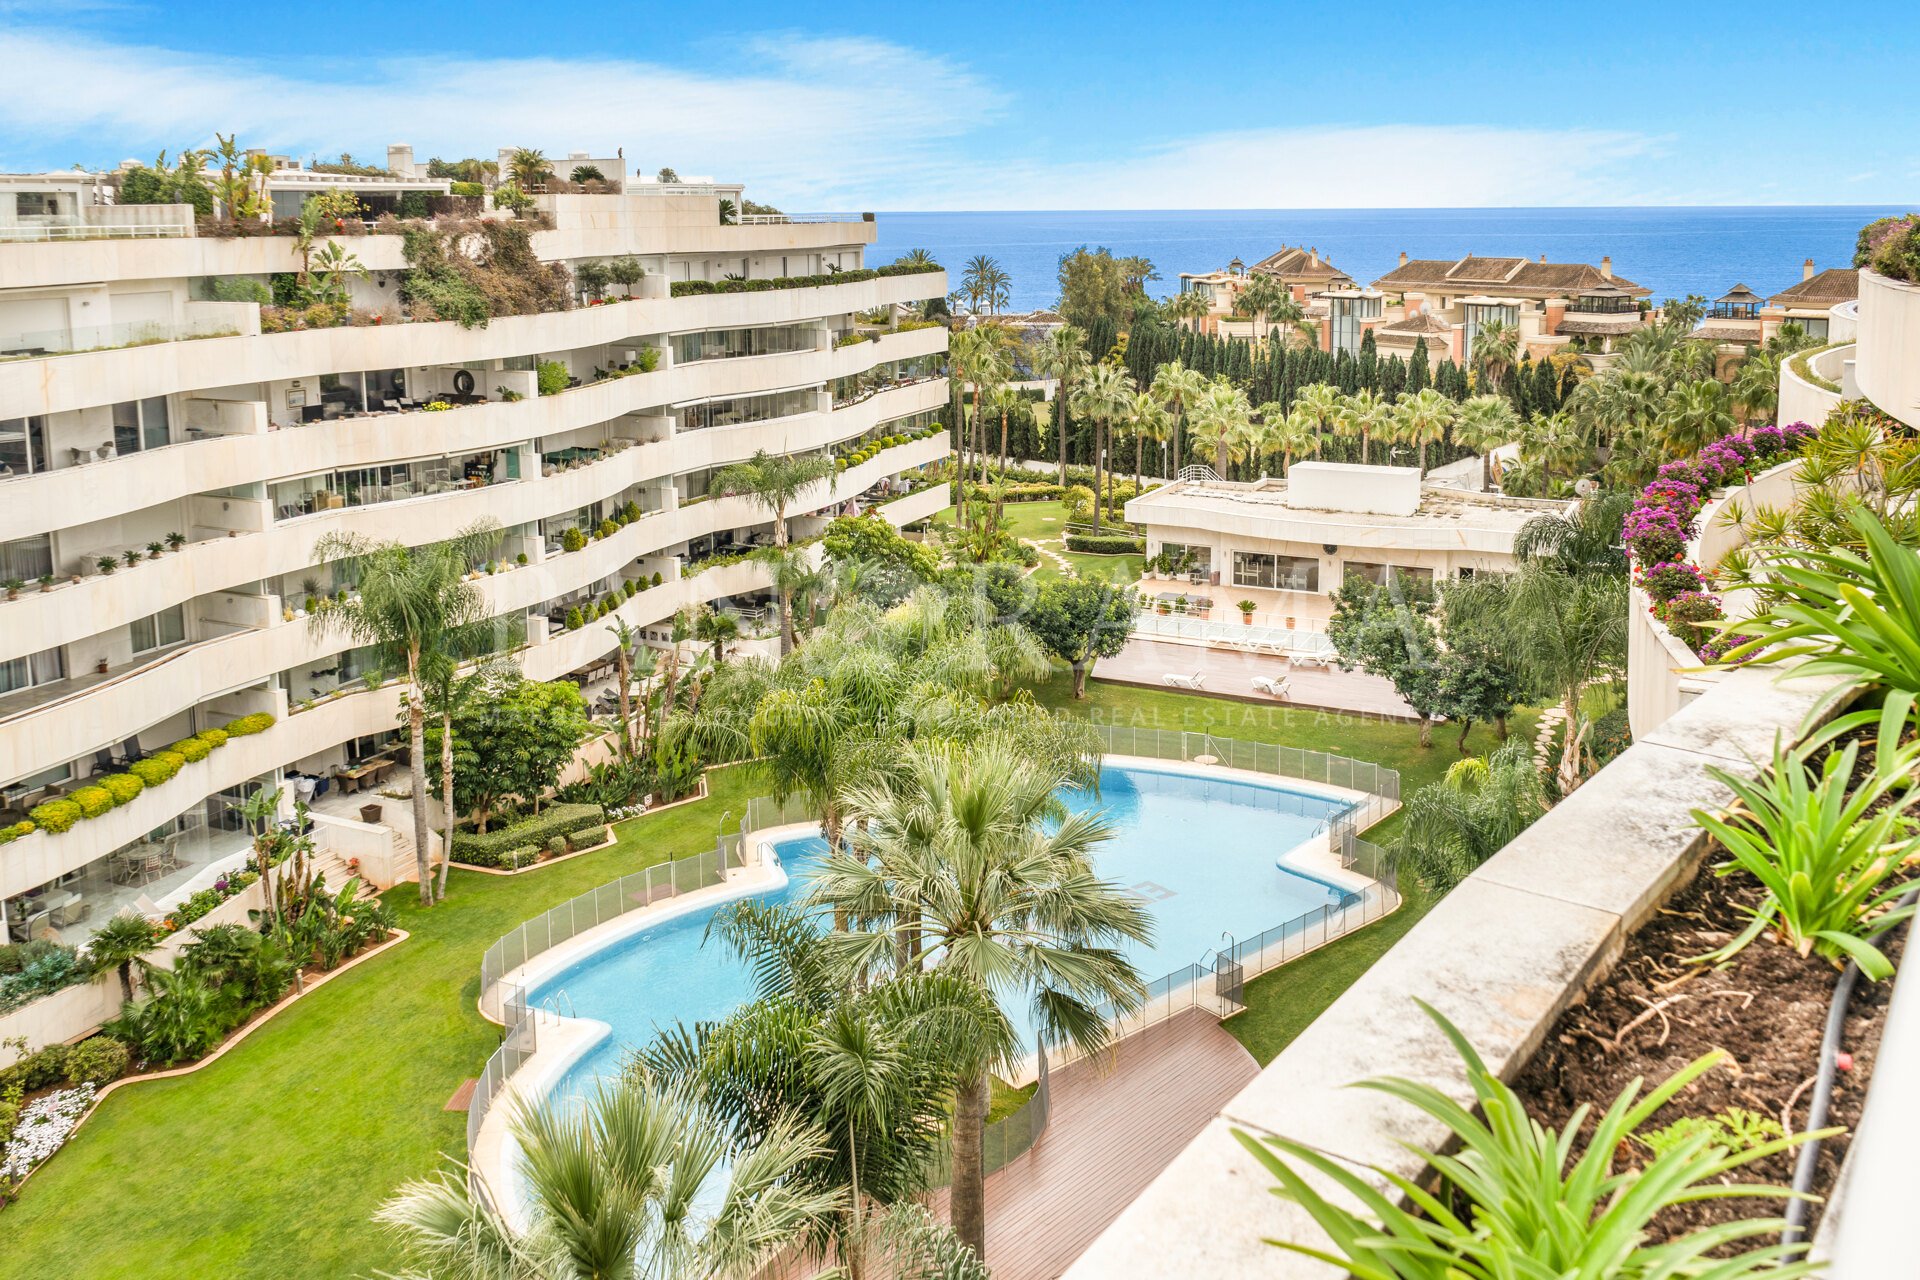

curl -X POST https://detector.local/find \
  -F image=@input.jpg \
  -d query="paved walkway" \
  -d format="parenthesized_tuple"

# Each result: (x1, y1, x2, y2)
(1098, 637, 1417, 719)
(933, 1010, 1259, 1280)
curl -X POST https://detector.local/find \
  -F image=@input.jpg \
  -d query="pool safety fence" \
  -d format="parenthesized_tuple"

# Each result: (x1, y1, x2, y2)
(468, 793, 816, 1170)
(920, 1041, 1053, 1189)
(1089, 726, 1400, 826)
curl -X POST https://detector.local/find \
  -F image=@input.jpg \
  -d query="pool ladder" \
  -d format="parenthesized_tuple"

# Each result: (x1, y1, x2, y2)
(539, 988, 577, 1020)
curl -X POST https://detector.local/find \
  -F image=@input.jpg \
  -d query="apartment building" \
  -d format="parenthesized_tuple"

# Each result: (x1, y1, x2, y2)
(1368, 252, 1653, 364)
(1179, 247, 1357, 341)
(0, 153, 950, 944)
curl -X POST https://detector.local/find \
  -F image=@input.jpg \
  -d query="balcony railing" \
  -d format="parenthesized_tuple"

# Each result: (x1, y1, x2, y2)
(0, 222, 193, 244)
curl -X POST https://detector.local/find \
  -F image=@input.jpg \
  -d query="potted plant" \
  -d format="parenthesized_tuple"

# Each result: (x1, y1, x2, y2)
(1173, 596, 1188, 615)
(121, 549, 142, 568)
(38, 574, 55, 593)
(1238, 599, 1258, 625)
(166, 531, 186, 551)
(146, 541, 165, 560)
(360, 802, 383, 824)
(1285, 615, 1296, 630)
(96, 554, 118, 576)
(1157, 600, 1171, 615)
(95, 657, 110, 674)
(2, 578, 22, 601)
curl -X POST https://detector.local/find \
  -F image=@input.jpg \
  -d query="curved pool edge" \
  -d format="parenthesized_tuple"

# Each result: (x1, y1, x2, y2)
(473, 1013, 612, 1231)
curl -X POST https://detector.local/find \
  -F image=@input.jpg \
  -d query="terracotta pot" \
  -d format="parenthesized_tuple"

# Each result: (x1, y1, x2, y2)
(1240, 612, 1252, 625)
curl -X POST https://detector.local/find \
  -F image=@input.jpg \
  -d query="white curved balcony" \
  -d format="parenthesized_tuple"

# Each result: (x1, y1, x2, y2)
(3, 379, 948, 659)
(0, 324, 947, 545)
(0, 273, 947, 418)
(0, 217, 882, 294)
(1856, 269, 1920, 431)
(0, 430, 951, 777)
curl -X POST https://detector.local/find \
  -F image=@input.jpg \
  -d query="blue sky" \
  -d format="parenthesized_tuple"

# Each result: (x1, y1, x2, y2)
(1, 0, 1914, 209)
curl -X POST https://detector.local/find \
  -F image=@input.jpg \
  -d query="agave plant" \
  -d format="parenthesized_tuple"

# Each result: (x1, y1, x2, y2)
(1692, 701, 1920, 980)
(1236, 1001, 1831, 1279)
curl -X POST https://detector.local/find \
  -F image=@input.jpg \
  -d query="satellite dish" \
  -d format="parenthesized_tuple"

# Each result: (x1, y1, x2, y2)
(1574, 477, 1599, 497)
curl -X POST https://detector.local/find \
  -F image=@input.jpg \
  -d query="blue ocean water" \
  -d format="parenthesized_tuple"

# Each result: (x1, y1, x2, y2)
(860, 207, 1902, 313)
(531, 764, 1349, 1102)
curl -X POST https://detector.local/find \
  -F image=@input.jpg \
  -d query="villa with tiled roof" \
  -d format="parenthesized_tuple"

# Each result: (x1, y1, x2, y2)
(1365, 251, 1653, 364)
(1176, 247, 1355, 341)
(1692, 260, 1861, 355)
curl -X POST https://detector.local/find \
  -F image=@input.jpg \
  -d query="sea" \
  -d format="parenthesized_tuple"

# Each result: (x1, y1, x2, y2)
(856, 208, 1906, 312)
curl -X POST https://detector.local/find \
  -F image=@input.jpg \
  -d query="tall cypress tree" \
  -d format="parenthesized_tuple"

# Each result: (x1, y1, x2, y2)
(1408, 339, 1431, 395)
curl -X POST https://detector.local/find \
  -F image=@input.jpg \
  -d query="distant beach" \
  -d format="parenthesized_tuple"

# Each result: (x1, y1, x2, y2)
(857, 207, 1904, 311)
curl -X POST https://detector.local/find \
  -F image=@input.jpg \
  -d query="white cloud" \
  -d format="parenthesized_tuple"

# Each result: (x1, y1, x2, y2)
(0, 29, 997, 206)
(0, 30, 1696, 208)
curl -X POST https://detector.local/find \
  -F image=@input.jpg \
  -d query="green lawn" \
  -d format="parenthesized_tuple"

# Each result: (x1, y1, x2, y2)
(4, 679, 1521, 1277)
(0, 766, 762, 1280)
(931, 500, 1145, 585)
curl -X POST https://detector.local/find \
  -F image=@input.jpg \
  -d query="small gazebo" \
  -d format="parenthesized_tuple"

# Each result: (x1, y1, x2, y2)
(1711, 284, 1763, 320)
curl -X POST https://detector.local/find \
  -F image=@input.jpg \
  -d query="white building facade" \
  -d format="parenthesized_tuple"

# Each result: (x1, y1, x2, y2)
(0, 164, 950, 941)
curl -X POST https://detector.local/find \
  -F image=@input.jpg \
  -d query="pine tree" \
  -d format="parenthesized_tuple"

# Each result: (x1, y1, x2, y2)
(1408, 339, 1431, 395)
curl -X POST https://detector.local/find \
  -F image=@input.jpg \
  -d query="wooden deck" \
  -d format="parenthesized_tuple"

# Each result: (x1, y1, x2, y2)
(934, 1010, 1259, 1280)
(1097, 637, 1417, 719)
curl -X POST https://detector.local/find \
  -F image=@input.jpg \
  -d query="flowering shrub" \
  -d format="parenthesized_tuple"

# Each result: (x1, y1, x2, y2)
(0, 1084, 94, 1182)
(1636, 560, 1709, 607)
(1698, 629, 1759, 665)
(1623, 422, 1817, 660)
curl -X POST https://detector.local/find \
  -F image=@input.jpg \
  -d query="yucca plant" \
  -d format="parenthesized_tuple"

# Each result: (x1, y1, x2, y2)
(1235, 1001, 1831, 1279)
(1717, 507, 1920, 726)
(1692, 702, 1920, 980)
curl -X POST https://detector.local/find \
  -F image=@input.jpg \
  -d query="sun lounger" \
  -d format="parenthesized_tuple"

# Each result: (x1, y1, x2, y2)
(1252, 676, 1291, 699)
(1162, 671, 1205, 689)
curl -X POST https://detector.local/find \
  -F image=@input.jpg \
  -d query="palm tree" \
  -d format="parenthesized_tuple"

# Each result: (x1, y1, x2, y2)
(603, 617, 640, 759)
(1259, 402, 1319, 477)
(1520, 411, 1588, 495)
(1394, 739, 1546, 893)
(1125, 389, 1171, 489)
(376, 1077, 836, 1280)
(1189, 378, 1252, 478)
(1392, 387, 1456, 475)
(505, 147, 552, 191)
(645, 903, 1005, 1279)
(421, 655, 502, 902)
(87, 912, 160, 1003)
(310, 521, 502, 905)
(1658, 379, 1735, 458)
(1452, 395, 1522, 491)
(985, 383, 1026, 478)
(1030, 324, 1090, 484)
(893, 247, 939, 268)
(1150, 359, 1207, 477)
(1234, 274, 1287, 340)
(947, 326, 1012, 506)
(1471, 319, 1520, 394)
(1166, 288, 1210, 331)
(1731, 352, 1782, 424)
(711, 450, 837, 654)
(959, 255, 1009, 316)
(695, 606, 742, 665)
(811, 741, 1152, 1260)
(1297, 382, 1348, 460)
(1070, 362, 1135, 531)
(309, 240, 367, 306)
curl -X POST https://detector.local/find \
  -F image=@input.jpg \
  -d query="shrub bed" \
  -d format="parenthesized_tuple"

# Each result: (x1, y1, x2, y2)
(670, 262, 941, 297)
(451, 803, 605, 866)
(17, 716, 275, 841)
(1064, 533, 1146, 555)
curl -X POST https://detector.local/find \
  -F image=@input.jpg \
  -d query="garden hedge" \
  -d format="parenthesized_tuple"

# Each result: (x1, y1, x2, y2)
(1065, 533, 1146, 554)
(671, 263, 941, 297)
(13, 716, 276, 840)
(452, 803, 605, 865)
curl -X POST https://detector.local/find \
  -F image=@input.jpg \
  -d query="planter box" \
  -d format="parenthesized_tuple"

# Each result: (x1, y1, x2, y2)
(0, 975, 122, 1066)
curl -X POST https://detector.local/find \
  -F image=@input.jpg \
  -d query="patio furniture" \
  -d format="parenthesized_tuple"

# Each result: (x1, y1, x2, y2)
(23, 910, 52, 940)
(1163, 671, 1205, 690)
(1252, 676, 1291, 700)
(53, 898, 90, 928)
(156, 833, 183, 872)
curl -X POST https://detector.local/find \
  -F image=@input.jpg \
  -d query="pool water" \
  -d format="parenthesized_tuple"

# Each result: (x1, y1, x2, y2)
(532, 764, 1350, 1100)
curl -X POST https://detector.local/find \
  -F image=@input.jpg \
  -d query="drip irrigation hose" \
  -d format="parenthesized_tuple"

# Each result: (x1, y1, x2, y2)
(1780, 883, 1920, 1255)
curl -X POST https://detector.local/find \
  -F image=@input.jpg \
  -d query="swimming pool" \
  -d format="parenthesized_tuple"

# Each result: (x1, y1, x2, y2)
(529, 763, 1353, 1101)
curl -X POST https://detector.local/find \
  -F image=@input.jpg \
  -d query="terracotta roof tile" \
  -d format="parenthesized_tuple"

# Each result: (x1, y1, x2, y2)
(1768, 267, 1859, 307)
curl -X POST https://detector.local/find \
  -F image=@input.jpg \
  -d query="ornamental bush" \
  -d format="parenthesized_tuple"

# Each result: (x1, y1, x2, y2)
(129, 755, 182, 786)
(223, 713, 274, 737)
(669, 262, 942, 297)
(64, 1037, 130, 1087)
(1065, 533, 1146, 554)
(451, 803, 604, 864)
(561, 527, 586, 554)
(198, 727, 229, 749)
(1657, 590, 1726, 651)
(28, 802, 84, 832)
(536, 359, 570, 396)
(97, 773, 144, 805)
(1636, 560, 1709, 608)
(0, 820, 32, 845)
(565, 607, 584, 630)
(168, 737, 212, 763)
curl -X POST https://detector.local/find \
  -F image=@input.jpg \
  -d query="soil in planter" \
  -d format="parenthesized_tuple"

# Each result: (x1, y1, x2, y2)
(1512, 862, 1904, 1245)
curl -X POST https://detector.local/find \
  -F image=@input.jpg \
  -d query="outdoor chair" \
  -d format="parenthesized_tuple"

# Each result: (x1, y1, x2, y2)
(1252, 676, 1291, 700)
(1162, 671, 1205, 690)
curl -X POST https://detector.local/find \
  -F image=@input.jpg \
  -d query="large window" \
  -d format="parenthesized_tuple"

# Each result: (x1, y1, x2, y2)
(110, 397, 170, 456)
(1343, 561, 1435, 591)
(0, 416, 48, 475)
(130, 605, 186, 655)
(1233, 551, 1319, 592)
(0, 646, 65, 697)
(0, 534, 53, 582)
(1328, 294, 1384, 355)
(1793, 317, 1831, 341)
(271, 449, 508, 520)
(671, 325, 815, 364)
(679, 388, 817, 432)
